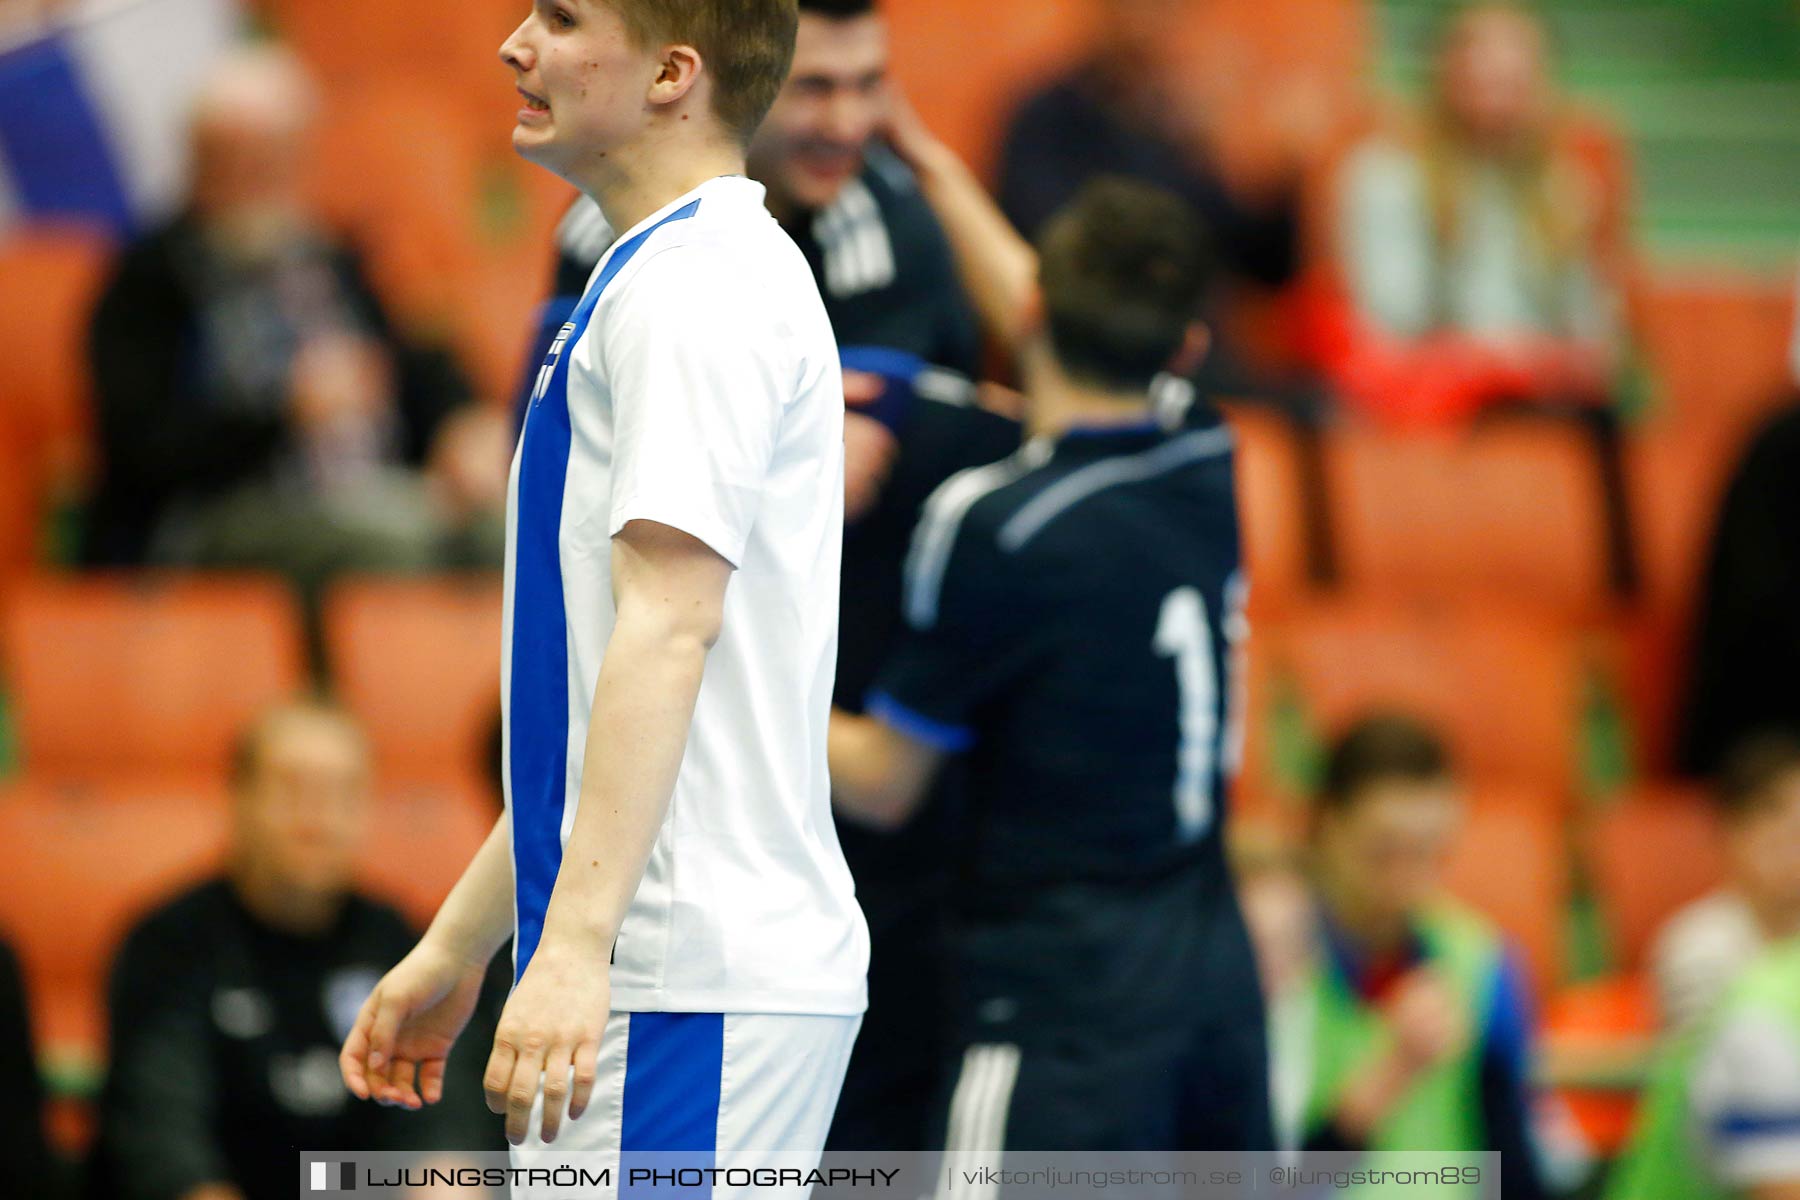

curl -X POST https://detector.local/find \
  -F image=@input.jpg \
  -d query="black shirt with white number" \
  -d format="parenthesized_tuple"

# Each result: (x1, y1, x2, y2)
(872, 412, 1245, 901)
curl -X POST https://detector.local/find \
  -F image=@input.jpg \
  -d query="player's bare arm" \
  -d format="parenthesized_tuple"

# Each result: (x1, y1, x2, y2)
(882, 95, 1037, 353)
(484, 518, 731, 1146)
(827, 709, 943, 831)
(339, 816, 514, 1109)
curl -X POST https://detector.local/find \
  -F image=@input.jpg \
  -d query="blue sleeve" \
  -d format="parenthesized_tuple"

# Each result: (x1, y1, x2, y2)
(871, 492, 1037, 749)
(1480, 945, 1550, 1200)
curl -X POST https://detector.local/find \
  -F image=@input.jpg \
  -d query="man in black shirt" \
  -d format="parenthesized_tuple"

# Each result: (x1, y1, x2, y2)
(88, 701, 479, 1200)
(85, 49, 500, 580)
(831, 178, 1271, 1156)
(532, 0, 1018, 1153)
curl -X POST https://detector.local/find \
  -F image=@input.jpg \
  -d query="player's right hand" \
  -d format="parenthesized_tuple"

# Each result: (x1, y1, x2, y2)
(842, 370, 900, 524)
(1383, 968, 1470, 1073)
(339, 940, 488, 1110)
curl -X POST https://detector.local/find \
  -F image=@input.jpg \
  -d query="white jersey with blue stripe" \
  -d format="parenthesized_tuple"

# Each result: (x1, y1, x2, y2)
(500, 175, 869, 1016)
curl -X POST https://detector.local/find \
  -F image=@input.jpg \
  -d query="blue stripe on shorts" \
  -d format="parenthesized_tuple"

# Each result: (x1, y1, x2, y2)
(619, 1012, 724, 1198)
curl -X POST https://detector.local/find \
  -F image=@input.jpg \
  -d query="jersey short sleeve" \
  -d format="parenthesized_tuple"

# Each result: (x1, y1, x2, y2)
(1693, 1008, 1800, 1186)
(600, 246, 791, 568)
(869, 464, 1037, 751)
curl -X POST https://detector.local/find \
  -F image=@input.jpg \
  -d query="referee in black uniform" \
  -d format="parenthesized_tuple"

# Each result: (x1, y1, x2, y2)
(527, 0, 1019, 1152)
(830, 177, 1272, 1157)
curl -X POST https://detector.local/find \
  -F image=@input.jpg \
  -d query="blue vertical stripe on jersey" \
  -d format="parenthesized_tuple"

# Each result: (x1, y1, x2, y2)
(619, 1012, 725, 1198)
(509, 198, 701, 982)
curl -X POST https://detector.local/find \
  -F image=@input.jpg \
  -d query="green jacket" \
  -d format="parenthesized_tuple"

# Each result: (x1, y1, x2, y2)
(1607, 937, 1800, 1200)
(1298, 902, 1507, 1197)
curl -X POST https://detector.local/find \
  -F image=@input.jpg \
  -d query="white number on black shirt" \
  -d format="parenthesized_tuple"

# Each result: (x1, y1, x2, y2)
(1153, 586, 1217, 843)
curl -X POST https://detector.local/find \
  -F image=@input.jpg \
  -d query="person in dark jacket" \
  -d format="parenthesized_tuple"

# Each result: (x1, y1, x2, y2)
(1681, 400, 1800, 777)
(996, 0, 1300, 289)
(84, 47, 507, 587)
(87, 700, 484, 1200)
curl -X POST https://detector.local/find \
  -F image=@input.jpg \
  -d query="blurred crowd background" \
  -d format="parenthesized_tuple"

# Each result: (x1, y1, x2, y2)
(1, 0, 1799, 1196)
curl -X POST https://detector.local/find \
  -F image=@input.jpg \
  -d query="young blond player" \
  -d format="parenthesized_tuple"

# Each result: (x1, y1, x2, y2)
(338, 0, 868, 1183)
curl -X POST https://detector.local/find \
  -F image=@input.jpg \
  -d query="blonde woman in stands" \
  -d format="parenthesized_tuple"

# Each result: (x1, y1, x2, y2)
(1321, 1, 1633, 425)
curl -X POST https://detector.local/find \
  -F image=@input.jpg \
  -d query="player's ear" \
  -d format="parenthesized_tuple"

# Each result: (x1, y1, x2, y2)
(648, 42, 704, 108)
(1167, 321, 1210, 378)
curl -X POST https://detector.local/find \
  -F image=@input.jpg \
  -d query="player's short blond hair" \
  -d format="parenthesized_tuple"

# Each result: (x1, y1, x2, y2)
(601, 0, 798, 145)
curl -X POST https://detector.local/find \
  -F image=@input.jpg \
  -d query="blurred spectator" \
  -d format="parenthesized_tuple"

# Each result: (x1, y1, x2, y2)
(86, 699, 474, 1200)
(1681, 404, 1800, 777)
(1319, 2, 1628, 425)
(83, 47, 508, 587)
(1281, 715, 1548, 1197)
(0, 934, 56, 1196)
(1608, 935, 1800, 1200)
(995, 0, 1312, 397)
(1653, 734, 1800, 1033)
(537, 0, 1018, 1153)
(995, 0, 1301, 289)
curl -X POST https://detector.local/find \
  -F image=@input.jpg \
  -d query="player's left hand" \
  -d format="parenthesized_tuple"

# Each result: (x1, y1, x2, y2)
(843, 411, 899, 524)
(484, 944, 610, 1146)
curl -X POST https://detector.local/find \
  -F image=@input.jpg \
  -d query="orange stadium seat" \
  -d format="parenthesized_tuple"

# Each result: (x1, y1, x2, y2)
(0, 227, 111, 456)
(883, 0, 1093, 178)
(1628, 429, 1739, 622)
(0, 777, 230, 1060)
(1241, 599, 1586, 804)
(323, 575, 503, 784)
(355, 776, 496, 931)
(885, 0, 1368, 186)
(1620, 430, 1742, 772)
(1445, 790, 1568, 997)
(304, 81, 487, 325)
(303, 77, 569, 401)
(0, 227, 114, 568)
(1325, 421, 1612, 615)
(0, 574, 306, 778)
(259, 0, 523, 87)
(1643, 277, 1795, 440)
(1224, 404, 1313, 612)
(0, 417, 36, 587)
(1586, 783, 1726, 972)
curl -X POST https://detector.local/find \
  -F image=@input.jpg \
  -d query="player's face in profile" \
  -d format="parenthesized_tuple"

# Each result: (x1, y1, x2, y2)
(500, 0, 663, 180)
(1315, 780, 1463, 936)
(748, 13, 889, 212)
(236, 714, 370, 899)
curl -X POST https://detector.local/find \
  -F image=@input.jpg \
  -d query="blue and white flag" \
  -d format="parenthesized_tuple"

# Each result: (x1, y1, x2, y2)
(0, 0, 242, 234)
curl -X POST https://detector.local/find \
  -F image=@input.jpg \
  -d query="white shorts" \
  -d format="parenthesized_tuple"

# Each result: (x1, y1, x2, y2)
(510, 1010, 861, 1198)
